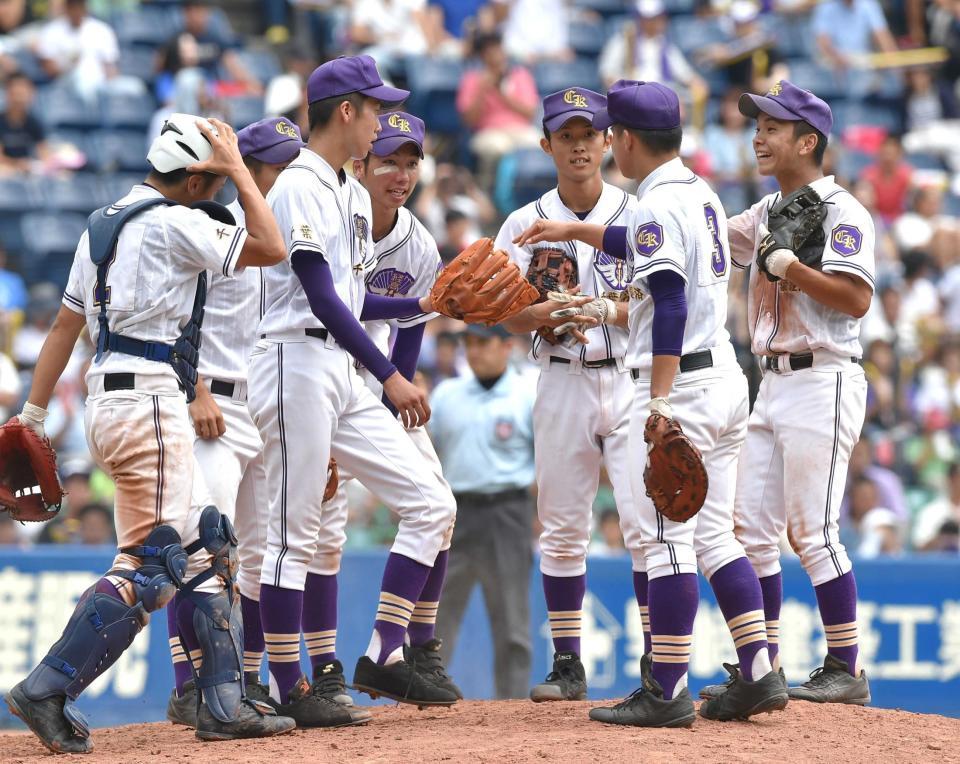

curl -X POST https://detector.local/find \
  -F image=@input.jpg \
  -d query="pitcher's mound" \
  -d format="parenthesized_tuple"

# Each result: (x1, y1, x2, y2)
(2, 699, 959, 763)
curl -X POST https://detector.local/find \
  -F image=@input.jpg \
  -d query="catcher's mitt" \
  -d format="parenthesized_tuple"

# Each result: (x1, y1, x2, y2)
(524, 246, 579, 345)
(758, 185, 827, 282)
(643, 413, 708, 523)
(323, 458, 339, 503)
(430, 238, 539, 326)
(0, 418, 64, 522)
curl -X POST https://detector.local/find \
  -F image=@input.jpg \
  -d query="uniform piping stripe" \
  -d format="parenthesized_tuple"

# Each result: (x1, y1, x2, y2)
(374, 219, 415, 263)
(221, 228, 244, 277)
(648, 175, 698, 191)
(632, 259, 687, 278)
(274, 344, 289, 586)
(288, 164, 345, 223)
(824, 373, 844, 578)
(823, 261, 875, 287)
(63, 291, 83, 308)
(152, 396, 163, 525)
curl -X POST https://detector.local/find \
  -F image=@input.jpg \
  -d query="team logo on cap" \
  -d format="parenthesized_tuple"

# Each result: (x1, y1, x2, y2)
(830, 224, 861, 257)
(275, 120, 298, 139)
(634, 222, 663, 258)
(767, 81, 783, 96)
(563, 89, 588, 109)
(368, 267, 415, 296)
(594, 251, 628, 290)
(387, 113, 411, 133)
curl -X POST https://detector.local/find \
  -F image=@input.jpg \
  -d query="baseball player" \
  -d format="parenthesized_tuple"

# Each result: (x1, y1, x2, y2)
(300, 110, 461, 700)
(494, 86, 643, 703)
(514, 80, 787, 726)
(703, 80, 874, 704)
(4, 114, 294, 753)
(247, 55, 460, 714)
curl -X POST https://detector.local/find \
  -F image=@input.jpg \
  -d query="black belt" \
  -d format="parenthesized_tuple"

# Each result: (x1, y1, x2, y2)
(550, 356, 618, 369)
(259, 328, 329, 341)
(209, 379, 236, 397)
(630, 349, 713, 380)
(763, 353, 859, 373)
(103, 372, 184, 393)
(454, 488, 529, 506)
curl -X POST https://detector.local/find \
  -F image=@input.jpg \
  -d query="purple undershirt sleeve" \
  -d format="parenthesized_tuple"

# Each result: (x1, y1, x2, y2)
(648, 269, 687, 357)
(601, 225, 628, 260)
(381, 323, 425, 415)
(290, 251, 397, 382)
(360, 293, 425, 321)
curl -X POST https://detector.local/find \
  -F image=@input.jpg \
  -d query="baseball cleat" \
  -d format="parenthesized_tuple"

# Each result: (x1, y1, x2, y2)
(588, 653, 695, 728)
(5, 682, 93, 754)
(166, 681, 198, 727)
(309, 659, 356, 706)
(699, 664, 786, 699)
(353, 656, 459, 708)
(195, 698, 296, 741)
(272, 674, 371, 727)
(530, 651, 587, 702)
(698, 664, 789, 721)
(405, 639, 463, 700)
(787, 654, 871, 705)
(243, 673, 274, 707)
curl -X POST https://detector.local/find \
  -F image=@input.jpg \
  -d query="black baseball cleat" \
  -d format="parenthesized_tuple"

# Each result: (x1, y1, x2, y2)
(588, 654, 695, 728)
(5, 682, 93, 754)
(353, 656, 459, 708)
(243, 673, 273, 707)
(698, 664, 789, 721)
(309, 659, 356, 706)
(529, 651, 587, 702)
(405, 639, 463, 700)
(272, 674, 371, 727)
(699, 664, 786, 699)
(195, 698, 296, 741)
(787, 654, 871, 705)
(166, 680, 198, 727)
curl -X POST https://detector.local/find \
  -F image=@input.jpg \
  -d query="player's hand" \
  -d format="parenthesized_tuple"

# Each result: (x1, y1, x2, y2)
(513, 220, 574, 248)
(17, 401, 48, 439)
(382, 372, 431, 429)
(189, 386, 226, 440)
(187, 118, 245, 178)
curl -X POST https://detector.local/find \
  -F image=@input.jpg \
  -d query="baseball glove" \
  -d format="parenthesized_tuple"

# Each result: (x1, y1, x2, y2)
(643, 413, 708, 523)
(0, 418, 64, 522)
(430, 238, 539, 326)
(524, 246, 579, 345)
(757, 185, 827, 282)
(323, 458, 339, 503)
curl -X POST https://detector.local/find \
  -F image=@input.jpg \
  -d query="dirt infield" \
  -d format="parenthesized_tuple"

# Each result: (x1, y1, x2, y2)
(3, 700, 959, 763)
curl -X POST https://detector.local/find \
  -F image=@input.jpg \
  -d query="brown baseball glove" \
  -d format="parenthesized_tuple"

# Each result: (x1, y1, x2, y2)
(0, 417, 64, 522)
(430, 238, 539, 326)
(643, 413, 708, 523)
(524, 245, 579, 345)
(323, 458, 339, 503)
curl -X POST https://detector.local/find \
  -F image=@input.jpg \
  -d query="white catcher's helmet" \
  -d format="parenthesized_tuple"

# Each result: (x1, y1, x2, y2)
(147, 113, 218, 173)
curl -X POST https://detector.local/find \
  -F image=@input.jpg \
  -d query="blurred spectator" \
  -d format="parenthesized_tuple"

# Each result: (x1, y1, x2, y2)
(842, 476, 904, 557)
(913, 462, 960, 552)
(599, 0, 707, 104)
(0, 342, 20, 421)
(695, 1, 788, 93)
(902, 409, 957, 490)
(425, 328, 464, 383)
(0, 245, 28, 313)
(0, 72, 48, 173)
(939, 251, 960, 334)
(589, 507, 626, 556)
(862, 135, 913, 223)
(350, 0, 450, 70)
(892, 187, 960, 268)
(702, 87, 754, 210)
(913, 341, 960, 422)
(36, 460, 95, 544)
(264, 43, 314, 129)
(852, 180, 898, 280)
(438, 209, 471, 261)
(495, 0, 571, 64)
(77, 502, 116, 545)
(812, 0, 897, 77)
(894, 251, 942, 345)
(12, 283, 62, 370)
(844, 438, 909, 522)
(416, 162, 496, 243)
(432, 0, 487, 43)
(433, 324, 536, 699)
(36, 0, 123, 101)
(456, 32, 539, 189)
(929, 0, 960, 116)
(863, 337, 908, 429)
(903, 66, 946, 132)
(0, 512, 22, 544)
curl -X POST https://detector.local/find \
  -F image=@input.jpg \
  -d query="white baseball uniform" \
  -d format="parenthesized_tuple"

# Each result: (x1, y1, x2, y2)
(247, 147, 455, 591)
(623, 157, 750, 582)
(496, 182, 645, 576)
(727, 175, 874, 586)
(63, 183, 247, 591)
(189, 199, 268, 601)
(309, 205, 450, 576)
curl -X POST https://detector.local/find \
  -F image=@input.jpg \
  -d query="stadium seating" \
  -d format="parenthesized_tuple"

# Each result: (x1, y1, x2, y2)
(495, 147, 557, 214)
(405, 56, 465, 135)
(567, 17, 607, 59)
(533, 59, 602, 97)
(17, 212, 88, 287)
(113, 7, 179, 48)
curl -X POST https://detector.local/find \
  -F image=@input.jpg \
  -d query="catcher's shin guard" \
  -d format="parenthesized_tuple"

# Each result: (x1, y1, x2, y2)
(180, 506, 245, 723)
(19, 525, 188, 730)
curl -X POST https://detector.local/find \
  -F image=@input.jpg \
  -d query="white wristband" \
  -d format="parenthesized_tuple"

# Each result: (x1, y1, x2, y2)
(20, 401, 49, 424)
(765, 248, 799, 279)
(648, 397, 673, 419)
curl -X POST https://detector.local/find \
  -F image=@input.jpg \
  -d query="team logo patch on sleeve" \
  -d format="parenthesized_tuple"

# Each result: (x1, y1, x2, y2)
(634, 222, 663, 257)
(368, 268, 415, 296)
(594, 251, 628, 291)
(830, 224, 862, 257)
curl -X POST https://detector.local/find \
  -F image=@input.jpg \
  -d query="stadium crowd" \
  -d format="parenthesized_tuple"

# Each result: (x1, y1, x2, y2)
(0, 0, 958, 559)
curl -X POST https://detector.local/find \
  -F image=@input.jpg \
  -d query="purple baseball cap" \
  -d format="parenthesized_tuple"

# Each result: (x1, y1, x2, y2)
(592, 79, 680, 132)
(371, 111, 425, 158)
(237, 117, 304, 164)
(542, 87, 606, 133)
(307, 55, 409, 106)
(739, 79, 833, 137)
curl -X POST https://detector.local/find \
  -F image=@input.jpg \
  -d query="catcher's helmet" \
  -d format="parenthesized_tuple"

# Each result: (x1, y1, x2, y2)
(147, 112, 217, 173)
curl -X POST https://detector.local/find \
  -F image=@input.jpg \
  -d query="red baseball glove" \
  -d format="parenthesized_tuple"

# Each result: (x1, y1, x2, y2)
(0, 417, 64, 522)
(643, 413, 708, 523)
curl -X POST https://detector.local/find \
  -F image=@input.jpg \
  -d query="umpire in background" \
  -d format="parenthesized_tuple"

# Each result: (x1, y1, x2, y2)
(430, 324, 536, 699)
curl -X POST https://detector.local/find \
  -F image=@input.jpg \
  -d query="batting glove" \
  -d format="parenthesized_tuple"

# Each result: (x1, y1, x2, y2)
(18, 401, 48, 439)
(547, 291, 617, 337)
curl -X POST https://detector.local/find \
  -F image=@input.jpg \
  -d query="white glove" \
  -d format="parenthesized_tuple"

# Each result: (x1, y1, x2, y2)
(18, 401, 49, 439)
(547, 291, 617, 336)
(648, 397, 673, 419)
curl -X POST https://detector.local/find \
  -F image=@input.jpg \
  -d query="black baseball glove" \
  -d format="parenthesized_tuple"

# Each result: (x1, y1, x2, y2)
(757, 185, 827, 282)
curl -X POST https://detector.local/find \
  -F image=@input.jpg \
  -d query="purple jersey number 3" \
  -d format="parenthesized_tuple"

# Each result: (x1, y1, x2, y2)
(703, 204, 726, 278)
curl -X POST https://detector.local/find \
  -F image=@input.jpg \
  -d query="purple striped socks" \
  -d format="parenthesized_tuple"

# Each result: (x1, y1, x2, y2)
(260, 584, 304, 702)
(759, 573, 783, 670)
(814, 571, 860, 676)
(632, 571, 651, 655)
(648, 573, 698, 699)
(543, 573, 586, 655)
(302, 573, 338, 668)
(240, 594, 265, 680)
(709, 557, 771, 681)
(408, 549, 448, 647)
(367, 553, 432, 665)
